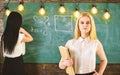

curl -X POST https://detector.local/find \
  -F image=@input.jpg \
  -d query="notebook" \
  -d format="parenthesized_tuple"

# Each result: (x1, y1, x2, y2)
(58, 46, 75, 75)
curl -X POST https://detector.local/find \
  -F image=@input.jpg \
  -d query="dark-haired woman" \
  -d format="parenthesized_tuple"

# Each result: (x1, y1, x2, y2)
(1, 11, 33, 75)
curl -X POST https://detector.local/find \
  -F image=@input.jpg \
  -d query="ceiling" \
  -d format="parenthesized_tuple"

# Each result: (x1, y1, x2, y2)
(2, 0, 120, 3)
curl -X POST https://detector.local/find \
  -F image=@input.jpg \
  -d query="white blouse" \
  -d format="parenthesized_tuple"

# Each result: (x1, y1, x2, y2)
(66, 37, 99, 74)
(3, 33, 25, 58)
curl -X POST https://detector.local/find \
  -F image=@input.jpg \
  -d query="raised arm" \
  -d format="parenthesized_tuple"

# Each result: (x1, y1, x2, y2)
(19, 27, 33, 42)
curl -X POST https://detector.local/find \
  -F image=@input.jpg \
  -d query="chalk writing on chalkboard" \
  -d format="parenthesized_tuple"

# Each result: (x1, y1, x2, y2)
(31, 15, 50, 34)
(54, 15, 73, 32)
(31, 15, 52, 44)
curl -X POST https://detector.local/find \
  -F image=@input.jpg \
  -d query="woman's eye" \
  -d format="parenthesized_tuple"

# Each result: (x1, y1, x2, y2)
(81, 21, 84, 24)
(86, 21, 90, 24)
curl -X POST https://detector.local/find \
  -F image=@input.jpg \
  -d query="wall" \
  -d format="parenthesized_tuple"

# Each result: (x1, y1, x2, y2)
(0, 0, 120, 75)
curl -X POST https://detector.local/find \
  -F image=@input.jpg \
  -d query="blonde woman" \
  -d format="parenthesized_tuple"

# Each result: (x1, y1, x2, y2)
(59, 12, 107, 75)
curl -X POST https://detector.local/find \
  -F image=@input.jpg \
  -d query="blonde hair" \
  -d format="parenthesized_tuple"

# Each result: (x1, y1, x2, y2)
(74, 12, 97, 40)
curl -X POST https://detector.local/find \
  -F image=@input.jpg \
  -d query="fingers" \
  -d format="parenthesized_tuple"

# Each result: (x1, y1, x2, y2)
(93, 70, 99, 75)
(66, 59, 73, 66)
(62, 59, 73, 67)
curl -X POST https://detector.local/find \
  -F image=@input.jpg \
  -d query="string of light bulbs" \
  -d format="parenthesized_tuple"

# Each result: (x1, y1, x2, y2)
(4, 0, 25, 16)
(3, 0, 111, 20)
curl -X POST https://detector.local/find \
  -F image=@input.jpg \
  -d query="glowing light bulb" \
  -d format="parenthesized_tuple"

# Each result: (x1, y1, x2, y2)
(5, 8, 11, 16)
(103, 9, 111, 20)
(90, 5, 98, 15)
(17, 2, 24, 12)
(58, 4, 66, 14)
(73, 8, 80, 19)
(38, 6, 46, 16)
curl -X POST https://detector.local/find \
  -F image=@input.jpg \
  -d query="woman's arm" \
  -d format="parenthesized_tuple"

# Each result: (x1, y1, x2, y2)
(19, 27, 33, 42)
(95, 41, 107, 75)
(59, 41, 73, 69)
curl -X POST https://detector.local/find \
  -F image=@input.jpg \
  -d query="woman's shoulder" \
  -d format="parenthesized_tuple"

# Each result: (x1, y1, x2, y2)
(94, 39, 102, 43)
(67, 38, 77, 43)
(66, 38, 77, 45)
(65, 38, 76, 47)
(92, 39, 103, 46)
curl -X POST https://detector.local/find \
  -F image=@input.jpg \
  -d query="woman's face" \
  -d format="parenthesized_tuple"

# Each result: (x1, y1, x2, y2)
(79, 16, 91, 35)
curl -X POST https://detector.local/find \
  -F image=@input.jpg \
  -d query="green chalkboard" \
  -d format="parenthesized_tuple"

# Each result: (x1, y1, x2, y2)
(4, 2, 120, 63)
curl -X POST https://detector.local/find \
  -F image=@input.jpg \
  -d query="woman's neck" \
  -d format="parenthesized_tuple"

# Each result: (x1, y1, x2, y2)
(81, 34, 89, 39)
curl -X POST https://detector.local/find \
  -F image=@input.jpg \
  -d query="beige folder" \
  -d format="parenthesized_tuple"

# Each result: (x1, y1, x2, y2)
(58, 46, 75, 75)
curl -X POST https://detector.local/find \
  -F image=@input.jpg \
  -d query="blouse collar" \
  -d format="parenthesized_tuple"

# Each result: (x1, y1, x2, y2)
(78, 36, 90, 42)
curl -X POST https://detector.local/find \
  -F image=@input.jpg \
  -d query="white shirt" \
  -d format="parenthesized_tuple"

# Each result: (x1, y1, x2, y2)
(66, 37, 99, 74)
(3, 33, 25, 58)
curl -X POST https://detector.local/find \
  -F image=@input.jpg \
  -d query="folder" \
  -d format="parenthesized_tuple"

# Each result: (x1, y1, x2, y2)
(58, 46, 75, 75)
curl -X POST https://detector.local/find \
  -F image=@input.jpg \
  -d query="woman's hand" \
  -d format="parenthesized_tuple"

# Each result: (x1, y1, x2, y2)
(93, 70, 101, 75)
(63, 57, 73, 67)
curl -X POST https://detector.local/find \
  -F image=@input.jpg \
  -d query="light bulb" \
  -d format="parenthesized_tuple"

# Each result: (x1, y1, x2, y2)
(5, 7, 11, 16)
(17, 2, 24, 12)
(90, 5, 98, 15)
(58, 4, 66, 14)
(103, 9, 111, 20)
(38, 6, 46, 16)
(73, 8, 80, 19)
